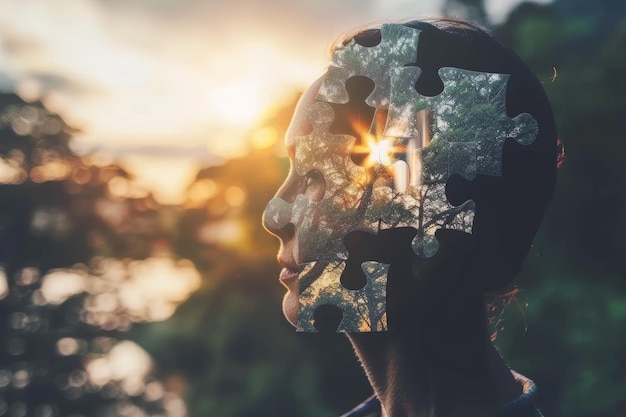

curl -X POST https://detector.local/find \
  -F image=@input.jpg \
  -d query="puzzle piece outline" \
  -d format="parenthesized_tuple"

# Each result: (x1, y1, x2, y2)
(265, 24, 540, 332)
(383, 67, 539, 179)
(317, 24, 421, 108)
(297, 259, 389, 332)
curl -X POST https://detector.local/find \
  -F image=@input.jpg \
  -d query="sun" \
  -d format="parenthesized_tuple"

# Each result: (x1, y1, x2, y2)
(351, 131, 395, 168)
(365, 136, 394, 167)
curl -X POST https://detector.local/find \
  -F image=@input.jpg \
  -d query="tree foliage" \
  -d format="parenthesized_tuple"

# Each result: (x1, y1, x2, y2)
(1, 1, 624, 416)
(0, 93, 183, 417)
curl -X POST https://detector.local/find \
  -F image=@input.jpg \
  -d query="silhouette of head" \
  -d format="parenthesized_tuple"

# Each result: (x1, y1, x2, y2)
(263, 19, 558, 332)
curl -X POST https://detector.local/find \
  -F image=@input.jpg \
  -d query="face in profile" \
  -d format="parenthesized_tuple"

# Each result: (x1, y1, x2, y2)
(263, 23, 543, 333)
(263, 78, 325, 328)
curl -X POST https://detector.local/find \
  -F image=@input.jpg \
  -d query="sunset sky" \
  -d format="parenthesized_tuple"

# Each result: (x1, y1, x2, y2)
(0, 0, 547, 203)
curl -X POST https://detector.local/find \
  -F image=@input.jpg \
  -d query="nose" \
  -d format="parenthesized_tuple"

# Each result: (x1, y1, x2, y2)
(262, 169, 301, 243)
(263, 163, 326, 263)
(263, 205, 296, 245)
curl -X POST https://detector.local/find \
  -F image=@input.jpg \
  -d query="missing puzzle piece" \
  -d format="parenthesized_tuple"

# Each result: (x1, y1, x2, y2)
(297, 260, 389, 332)
(366, 181, 476, 258)
(317, 24, 421, 107)
(384, 67, 538, 178)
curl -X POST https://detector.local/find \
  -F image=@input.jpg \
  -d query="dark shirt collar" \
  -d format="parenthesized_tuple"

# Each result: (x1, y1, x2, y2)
(340, 372, 543, 417)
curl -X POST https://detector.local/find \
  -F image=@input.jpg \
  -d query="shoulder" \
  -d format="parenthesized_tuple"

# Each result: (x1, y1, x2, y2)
(492, 371, 544, 417)
(340, 395, 381, 417)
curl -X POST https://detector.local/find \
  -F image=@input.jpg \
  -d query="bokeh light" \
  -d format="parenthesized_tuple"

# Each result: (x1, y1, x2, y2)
(0, 1, 623, 416)
(0, 268, 9, 300)
(85, 340, 152, 395)
(40, 269, 86, 305)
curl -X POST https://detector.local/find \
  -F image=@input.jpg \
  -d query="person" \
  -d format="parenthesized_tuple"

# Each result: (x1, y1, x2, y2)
(263, 18, 558, 417)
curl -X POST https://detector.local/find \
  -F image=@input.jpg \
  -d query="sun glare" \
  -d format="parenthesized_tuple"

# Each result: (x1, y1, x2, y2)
(367, 137, 394, 167)
(348, 122, 414, 192)
(120, 156, 201, 205)
(351, 132, 395, 168)
(208, 83, 262, 124)
(250, 126, 278, 149)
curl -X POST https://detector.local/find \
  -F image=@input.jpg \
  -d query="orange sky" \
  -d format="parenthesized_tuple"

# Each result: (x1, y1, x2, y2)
(0, 0, 541, 203)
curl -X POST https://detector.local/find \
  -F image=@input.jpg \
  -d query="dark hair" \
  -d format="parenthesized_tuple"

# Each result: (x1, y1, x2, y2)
(331, 18, 558, 302)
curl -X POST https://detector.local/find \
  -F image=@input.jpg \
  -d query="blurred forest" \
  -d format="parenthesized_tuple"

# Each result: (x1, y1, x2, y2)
(0, 0, 625, 416)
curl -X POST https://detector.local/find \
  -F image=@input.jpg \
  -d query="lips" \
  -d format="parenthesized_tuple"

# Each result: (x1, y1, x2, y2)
(279, 267, 300, 286)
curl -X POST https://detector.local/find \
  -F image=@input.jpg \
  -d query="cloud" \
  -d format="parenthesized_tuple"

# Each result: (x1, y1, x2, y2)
(1, 0, 520, 159)
(73, 142, 221, 165)
(0, 0, 533, 201)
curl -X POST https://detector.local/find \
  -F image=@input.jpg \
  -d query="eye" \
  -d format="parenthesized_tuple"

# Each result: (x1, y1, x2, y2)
(303, 170, 325, 202)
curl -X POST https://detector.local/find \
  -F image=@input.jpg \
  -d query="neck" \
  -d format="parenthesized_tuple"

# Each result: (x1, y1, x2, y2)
(347, 296, 521, 417)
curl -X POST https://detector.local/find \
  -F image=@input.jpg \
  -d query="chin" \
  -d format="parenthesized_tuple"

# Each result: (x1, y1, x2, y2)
(282, 290, 299, 327)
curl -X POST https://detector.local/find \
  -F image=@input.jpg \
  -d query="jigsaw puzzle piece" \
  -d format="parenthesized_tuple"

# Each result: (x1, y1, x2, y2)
(295, 102, 367, 197)
(409, 183, 475, 258)
(368, 180, 475, 258)
(449, 141, 478, 180)
(432, 67, 538, 176)
(507, 113, 538, 146)
(264, 194, 348, 261)
(297, 260, 389, 332)
(361, 138, 475, 258)
(317, 24, 421, 107)
(366, 184, 415, 228)
(381, 67, 538, 179)
(263, 195, 302, 231)
(475, 111, 538, 175)
(417, 138, 451, 184)
(384, 66, 426, 138)
(315, 66, 352, 105)
(264, 101, 386, 263)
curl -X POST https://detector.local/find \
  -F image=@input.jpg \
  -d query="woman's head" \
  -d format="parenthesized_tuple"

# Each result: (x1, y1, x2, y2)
(263, 19, 558, 332)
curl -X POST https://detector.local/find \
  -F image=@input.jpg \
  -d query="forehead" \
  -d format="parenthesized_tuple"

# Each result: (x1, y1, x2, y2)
(285, 77, 324, 150)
